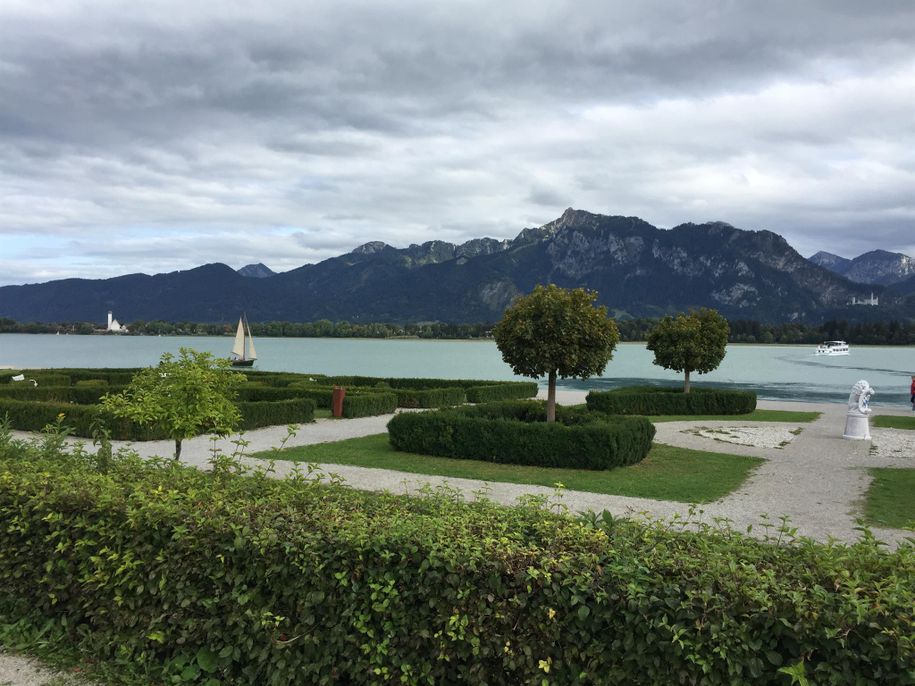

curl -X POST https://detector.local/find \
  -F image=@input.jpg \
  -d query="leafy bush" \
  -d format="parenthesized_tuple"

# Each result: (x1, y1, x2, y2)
(392, 386, 466, 408)
(465, 381, 539, 403)
(0, 439, 911, 685)
(587, 385, 757, 415)
(0, 398, 160, 439)
(238, 398, 315, 429)
(388, 400, 654, 470)
(0, 385, 115, 405)
(342, 392, 397, 418)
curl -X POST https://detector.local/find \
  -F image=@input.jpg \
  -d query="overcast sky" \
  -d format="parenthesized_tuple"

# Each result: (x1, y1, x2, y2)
(1, 0, 913, 285)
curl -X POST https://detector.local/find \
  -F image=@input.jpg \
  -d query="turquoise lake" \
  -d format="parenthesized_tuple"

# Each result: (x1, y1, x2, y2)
(1, 334, 913, 407)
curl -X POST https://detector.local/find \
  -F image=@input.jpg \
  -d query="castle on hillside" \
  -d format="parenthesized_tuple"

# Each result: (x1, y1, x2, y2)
(849, 292, 879, 306)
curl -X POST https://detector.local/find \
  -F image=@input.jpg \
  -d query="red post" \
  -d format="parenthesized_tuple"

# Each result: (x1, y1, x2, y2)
(331, 386, 346, 418)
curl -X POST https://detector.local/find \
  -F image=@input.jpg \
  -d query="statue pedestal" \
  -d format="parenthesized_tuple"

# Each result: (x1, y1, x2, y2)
(843, 412, 871, 440)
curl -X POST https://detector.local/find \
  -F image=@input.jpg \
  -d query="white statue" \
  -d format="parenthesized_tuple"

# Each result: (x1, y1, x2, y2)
(843, 379, 875, 440)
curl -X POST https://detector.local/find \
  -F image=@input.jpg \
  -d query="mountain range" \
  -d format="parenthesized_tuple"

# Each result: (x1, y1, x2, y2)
(2, 209, 913, 324)
(808, 250, 915, 286)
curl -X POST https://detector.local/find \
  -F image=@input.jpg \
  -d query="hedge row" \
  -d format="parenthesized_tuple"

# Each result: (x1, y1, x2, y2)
(342, 392, 398, 418)
(465, 381, 539, 403)
(391, 386, 465, 409)
(237, 398, 315, 429)
(587, 385, 757, 415)
(0, 385, 113, 405)
(0, 396, 315, 439)
(0, 398, 160, 440)
(1, 444, 911, 685)
(388, 400, 655, 470)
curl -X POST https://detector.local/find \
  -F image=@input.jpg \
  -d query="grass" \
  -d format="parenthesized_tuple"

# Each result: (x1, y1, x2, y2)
(646, 409, 820, 423)
(872, 415, 915, 431)
(864, 468, 915, 529)
(253, 434, 763, 503)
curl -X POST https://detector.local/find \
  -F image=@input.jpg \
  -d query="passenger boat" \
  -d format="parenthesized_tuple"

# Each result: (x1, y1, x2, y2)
(815, 340, 849, 356)
(229, 315, 257, 367)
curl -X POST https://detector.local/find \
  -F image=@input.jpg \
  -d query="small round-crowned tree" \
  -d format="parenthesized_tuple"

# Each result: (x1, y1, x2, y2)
(645, 308, 729, 393)
(492, 284, 619, 422)
(101, 347, 243, 459)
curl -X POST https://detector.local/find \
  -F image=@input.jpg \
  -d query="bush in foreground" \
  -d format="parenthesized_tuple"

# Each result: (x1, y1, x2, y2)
(0, 433, 911, 685)
(587, 385, 757, 415)
(388, 400, 654, 470)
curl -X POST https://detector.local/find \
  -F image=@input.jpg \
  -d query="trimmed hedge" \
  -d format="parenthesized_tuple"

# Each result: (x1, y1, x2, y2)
(388, 400, 654, 470)
(392, 386, 466, 409)
(587, 385, 757, 415)
(465, 381, 539, 403)
(0, 445, 911, 685)
(342, 392, 397, 418)
(238, 398, 315, 429)
(0, 396, 315, 439)
(0, 398, 160, 440)
(0, 385, 115, 405)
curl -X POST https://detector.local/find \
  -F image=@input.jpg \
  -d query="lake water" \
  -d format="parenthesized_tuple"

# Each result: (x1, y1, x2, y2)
(1, 334, 913, 407)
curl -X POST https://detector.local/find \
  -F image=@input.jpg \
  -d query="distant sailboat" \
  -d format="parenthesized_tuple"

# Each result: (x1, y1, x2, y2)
(229, 315, 257, 367)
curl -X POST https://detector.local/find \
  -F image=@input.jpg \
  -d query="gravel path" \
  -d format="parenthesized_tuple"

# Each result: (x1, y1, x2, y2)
(13, 394, 912, 547)
(0, 650, 91, 685)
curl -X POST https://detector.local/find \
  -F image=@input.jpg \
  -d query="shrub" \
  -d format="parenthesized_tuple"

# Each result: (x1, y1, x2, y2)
(0, 445, 910, 685)
(342, 392, 397, 418)
(465, 381, 538, 403)
(238, 398, 315, 429)
(392, 386, 466, 408)
(587, 385, 757, 415)
(0, 398, 159, 439)
(0, 385, 119, 405)
(388, 401, 654, 470)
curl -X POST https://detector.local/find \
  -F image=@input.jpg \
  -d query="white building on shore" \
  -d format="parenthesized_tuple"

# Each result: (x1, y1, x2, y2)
(107, 311, 128, 333)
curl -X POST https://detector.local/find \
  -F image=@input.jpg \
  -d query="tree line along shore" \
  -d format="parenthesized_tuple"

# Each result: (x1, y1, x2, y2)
(2, 316, 915, 345)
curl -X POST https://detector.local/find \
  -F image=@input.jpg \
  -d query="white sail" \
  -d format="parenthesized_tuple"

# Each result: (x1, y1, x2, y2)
(231, 317, 245, 358)
(245, 318, 257, 360)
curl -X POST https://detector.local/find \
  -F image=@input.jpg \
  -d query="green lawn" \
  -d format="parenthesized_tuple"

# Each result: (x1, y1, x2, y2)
(253, 434, 763, 503)
(872, 415, 915, 431)
(864, 468, 915, 529)
(647, 409, 821, 423)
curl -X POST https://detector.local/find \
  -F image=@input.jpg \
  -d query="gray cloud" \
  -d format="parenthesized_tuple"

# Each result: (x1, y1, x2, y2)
(0, 0, 913, 285)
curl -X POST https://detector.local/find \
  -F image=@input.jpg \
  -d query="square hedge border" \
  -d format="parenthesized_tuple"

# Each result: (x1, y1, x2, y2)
(387, 400, 655, 470)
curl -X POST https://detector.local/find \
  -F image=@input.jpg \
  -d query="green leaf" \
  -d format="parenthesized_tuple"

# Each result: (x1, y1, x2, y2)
(196, 647, 219, 673)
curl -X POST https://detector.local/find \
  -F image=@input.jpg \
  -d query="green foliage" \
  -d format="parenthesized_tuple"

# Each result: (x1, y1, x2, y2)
(587, 386, 757, 415)
(391, 386, 466, 408)
(237, 399, 315, 429)
(492, 284, 619, 421)
(342, 392, 398, 418)
(464, 382, 539, 403)
(101, 348, 243, 458)
(0, 435, 912, 684)
(646, 308, 730, 392)
(388, 400, 654, 470)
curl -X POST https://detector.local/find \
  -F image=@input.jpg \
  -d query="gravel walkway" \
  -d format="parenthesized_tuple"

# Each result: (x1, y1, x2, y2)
(13, 394, 912, 547)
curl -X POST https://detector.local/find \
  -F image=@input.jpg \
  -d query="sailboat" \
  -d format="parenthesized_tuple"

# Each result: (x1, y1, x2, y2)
(229, 315, 257, 367)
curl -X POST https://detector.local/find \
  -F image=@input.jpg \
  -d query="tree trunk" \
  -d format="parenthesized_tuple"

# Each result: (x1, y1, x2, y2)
(174, 439, 182, 460)
(684, 369, 691, 394)
(547, 370, 557, 422)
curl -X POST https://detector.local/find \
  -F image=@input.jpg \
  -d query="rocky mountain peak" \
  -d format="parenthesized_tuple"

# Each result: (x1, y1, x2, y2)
(351, 241, 390, 256)
(237, 263, 276, 278)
